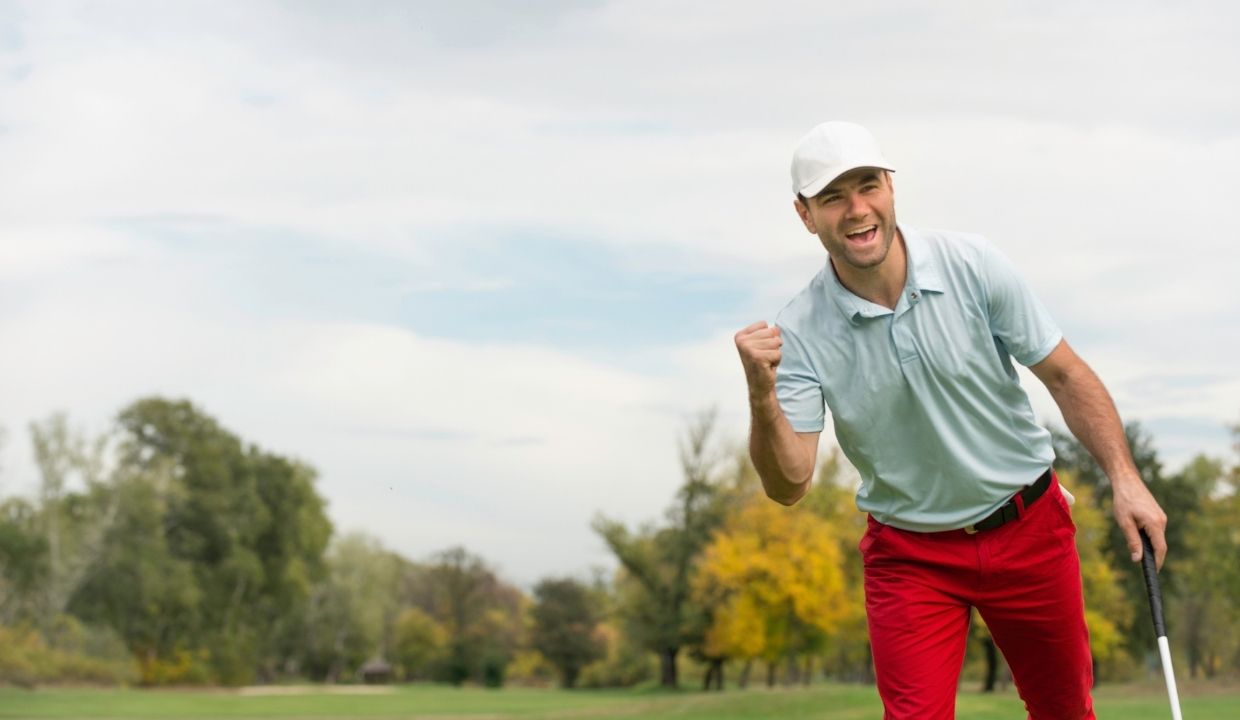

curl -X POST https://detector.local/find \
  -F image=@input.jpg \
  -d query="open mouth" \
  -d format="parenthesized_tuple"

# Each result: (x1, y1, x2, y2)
(845, 225, 878, 244)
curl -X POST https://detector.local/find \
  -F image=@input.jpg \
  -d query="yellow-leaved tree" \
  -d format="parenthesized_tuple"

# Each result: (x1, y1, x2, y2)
(693, 484, 851, 688)
(799, 451, 871, 682)
(1058, 470, 1136, 682)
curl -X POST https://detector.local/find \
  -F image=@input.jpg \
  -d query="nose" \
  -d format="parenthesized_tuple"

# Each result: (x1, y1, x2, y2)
(845, 191, 869, 219)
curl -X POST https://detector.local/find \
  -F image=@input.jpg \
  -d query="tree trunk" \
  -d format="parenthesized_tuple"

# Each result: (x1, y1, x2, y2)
(739, 659, 752, 689)
(802, 655, 813, 686)
(785, 654, 800, 685)
(563, 666, 579, 689)
(328, 625, 348, 684)
(1185, 597, 1204, 680)
(766, 661, 776, 688)
(712, 659, 724, 690)
(660, 647, 679, 688)
(981, 637, 998, 692)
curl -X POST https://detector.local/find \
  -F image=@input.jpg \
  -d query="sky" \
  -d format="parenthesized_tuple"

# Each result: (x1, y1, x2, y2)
(1, 0, 1237, 587)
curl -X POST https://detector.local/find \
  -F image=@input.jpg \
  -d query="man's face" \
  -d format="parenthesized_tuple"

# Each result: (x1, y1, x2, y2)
(795, 168, 897, 273)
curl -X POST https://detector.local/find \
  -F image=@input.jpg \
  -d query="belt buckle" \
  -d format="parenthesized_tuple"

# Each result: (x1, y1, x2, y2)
(964, 524, 978, 535)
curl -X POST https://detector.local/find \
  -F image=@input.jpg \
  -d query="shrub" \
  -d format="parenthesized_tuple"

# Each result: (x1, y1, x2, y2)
(0, 621, 137, 687)
(138, 648, 213, 686)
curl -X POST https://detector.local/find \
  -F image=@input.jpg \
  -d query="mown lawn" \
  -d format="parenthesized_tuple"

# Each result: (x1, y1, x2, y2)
(0, 680, 1236, 719)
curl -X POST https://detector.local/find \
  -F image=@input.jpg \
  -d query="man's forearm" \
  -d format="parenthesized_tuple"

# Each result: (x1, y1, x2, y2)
(1034, 340, 1169, 566)
(749, 391, 815, 505)
(1044, 361, 1140, 487)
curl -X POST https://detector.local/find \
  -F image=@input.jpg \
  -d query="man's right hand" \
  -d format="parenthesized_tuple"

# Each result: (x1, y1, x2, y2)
(734, 321, 783, 397)
(735, 320, 817, 505)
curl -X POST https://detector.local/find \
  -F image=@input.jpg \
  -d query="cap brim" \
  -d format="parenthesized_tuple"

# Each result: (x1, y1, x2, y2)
(797, 162, 896, 198)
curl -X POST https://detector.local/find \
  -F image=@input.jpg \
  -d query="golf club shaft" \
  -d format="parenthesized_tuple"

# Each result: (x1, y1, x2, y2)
(1140, 530, 1183, 720)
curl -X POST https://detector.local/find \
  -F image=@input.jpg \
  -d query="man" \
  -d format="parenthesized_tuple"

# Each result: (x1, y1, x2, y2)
(734, 121, 1168, 719)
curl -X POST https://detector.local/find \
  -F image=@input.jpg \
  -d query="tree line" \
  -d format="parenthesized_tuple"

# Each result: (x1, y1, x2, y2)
(1, 398, 1237, 689)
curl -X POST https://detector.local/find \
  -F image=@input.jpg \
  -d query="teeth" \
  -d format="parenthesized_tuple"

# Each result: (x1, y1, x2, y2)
(846, 225, 876, 237)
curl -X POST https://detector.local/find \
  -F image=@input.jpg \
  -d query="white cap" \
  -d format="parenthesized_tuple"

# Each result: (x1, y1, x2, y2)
(790, 121, 895, 198)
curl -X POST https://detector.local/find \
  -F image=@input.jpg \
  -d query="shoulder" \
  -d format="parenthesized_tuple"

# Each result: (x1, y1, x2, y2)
(774, 265, 832, 339)
(910, 226, 991, 265)
(907, 226, 1008, 290)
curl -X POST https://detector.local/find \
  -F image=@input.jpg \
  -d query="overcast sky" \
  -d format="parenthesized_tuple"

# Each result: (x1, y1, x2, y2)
(2, 0, 1237, 587)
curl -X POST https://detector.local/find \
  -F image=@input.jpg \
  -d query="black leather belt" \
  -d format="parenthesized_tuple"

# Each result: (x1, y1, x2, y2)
(964, 469, 1053, 534)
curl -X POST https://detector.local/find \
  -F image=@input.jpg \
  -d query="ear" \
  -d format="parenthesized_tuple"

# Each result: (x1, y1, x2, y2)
(794, 198, 817, 234)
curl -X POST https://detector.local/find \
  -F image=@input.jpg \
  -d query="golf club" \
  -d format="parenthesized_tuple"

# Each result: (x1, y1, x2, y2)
(1140, 529, 1183, 720)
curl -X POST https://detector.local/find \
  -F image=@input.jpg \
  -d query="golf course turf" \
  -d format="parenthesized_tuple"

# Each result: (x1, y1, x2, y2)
(2, 681, 1238, 719)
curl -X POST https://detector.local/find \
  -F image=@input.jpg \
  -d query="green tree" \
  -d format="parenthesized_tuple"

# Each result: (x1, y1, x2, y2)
(530, 578, 604, 688)
(299, 533, 400, 682)
(1172, 451, 1239, 678)
(0, 498, 49, 625)
(246, 453, 332, 680)
(392, 607, 446, 681)
(0, 426, 52, 626)
(593, 411, 732, 689)
(410, 546, 524, 686)
(66, 397, 332, 684)
(28, 414, 115, 631)
(65, 451, 203, 684)
(1227, 421, 1240, 675)
(68, 459, 204, 683)
(1051, 421, 1199, 658)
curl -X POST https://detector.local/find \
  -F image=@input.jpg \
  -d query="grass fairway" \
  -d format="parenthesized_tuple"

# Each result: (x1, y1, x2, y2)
(1, 681, 1236, 719)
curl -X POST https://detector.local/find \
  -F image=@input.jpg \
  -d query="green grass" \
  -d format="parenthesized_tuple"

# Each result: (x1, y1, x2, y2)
(0, 681, 1236, 719)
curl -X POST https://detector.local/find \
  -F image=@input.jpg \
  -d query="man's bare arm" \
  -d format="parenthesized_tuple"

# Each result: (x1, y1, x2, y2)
(749, 390, 820, 504)
(1030, 339, 1168, 568)
(735, 321, 820, 505)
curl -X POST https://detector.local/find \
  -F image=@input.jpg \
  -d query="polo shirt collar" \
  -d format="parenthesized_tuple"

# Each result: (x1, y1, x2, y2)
(904, 225, 945, 295)
(826, 223, 944, 323)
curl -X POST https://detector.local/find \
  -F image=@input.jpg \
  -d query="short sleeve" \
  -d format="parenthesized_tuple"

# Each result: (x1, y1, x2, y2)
(774, 323, 826, 432)
(978, 241, 1063, 367)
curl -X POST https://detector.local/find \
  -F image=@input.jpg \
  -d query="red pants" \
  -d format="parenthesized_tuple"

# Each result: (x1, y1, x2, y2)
(861, 477, 1095, 719)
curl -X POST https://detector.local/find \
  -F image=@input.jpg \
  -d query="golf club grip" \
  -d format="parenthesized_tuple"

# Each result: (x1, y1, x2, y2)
(1139, 530, 1166, 638)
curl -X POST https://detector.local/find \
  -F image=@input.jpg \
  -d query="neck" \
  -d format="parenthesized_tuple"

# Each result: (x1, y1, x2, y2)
(831, 229, 907, 310)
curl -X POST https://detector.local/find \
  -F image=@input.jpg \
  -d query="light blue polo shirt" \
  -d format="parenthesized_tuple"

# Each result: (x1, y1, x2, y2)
(775, 225, 1061, 532)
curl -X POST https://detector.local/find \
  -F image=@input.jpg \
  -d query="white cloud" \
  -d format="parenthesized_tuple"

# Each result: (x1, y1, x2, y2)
(6, 1, 1237, 270)
(0, 264, 702, 583)
(2, 0, 1238, 582)
(0, 223, 150, 278)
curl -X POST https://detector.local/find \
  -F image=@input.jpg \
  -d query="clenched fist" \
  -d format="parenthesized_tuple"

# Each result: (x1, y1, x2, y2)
(734, 321, 783, 397)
